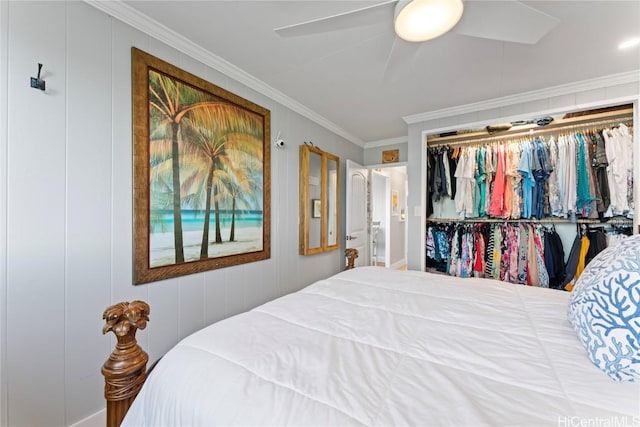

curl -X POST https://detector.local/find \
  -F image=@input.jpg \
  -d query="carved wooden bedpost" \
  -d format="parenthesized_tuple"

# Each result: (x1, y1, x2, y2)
(102, 301, 150, 427)
(345, 248, 358, 270)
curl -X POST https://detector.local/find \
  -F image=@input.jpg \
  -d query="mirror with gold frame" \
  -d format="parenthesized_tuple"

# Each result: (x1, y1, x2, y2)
(299, 145, 340, 255)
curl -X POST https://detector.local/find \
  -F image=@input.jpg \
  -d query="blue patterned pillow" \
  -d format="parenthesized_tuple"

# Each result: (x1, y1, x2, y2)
(567, 235, 640, 381)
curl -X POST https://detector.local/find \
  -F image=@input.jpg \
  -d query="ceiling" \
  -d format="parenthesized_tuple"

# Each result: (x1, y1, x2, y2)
(123, 0, 640, 144)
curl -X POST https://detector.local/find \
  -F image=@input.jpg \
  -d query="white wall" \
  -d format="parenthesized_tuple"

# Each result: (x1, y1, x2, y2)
(0, 2, 363, 426)
(406, 82, 640, 270)
(364, 141, 407, 165)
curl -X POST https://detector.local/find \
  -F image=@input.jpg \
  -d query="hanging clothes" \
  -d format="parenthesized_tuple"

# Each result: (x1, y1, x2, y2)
(583, 133, 599, 219)
(562, 234, 582, 291)
(427, 150, 436, 217)
(548, 137, 562, 217)
(590, 130, 610, 216)
(518, 142, 536, 219)
(433, 150, 448, 201)
(475, 147, 487, 217)
(431, 120, 633, 222)
(603, 124, 633, 217)
(484, 147, 495, 216)
(489, 145, 507, 217)
(531, 139, 552, 219)
(543, 227, 565, 289)
(517, 224, 529, 285)
(574, 235, 591, 282)
(454, 148, 477, 218)
(532, 226, 549, 288)
(473, 225, 486, 277)
(448, 147, 458, 200)
(484, 225, 495, 277)
(564, 135, 578, 217)
(442, 150, 452, 199)
(563, 228, 590, 292)
(585, 228, 607, 265)
(491, 225, 502, 280)
(576, 133, 595, 216)
(426, 219, 628, 291)
(426, 112, 634, 294)
(504, 144, 519, 219)
(503, 224, 520, 283)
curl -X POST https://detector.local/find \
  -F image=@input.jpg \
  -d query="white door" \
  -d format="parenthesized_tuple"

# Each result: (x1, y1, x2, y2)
(346, 160, 368, 267)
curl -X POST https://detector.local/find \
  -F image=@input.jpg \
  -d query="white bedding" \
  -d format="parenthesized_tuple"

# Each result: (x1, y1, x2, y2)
(123, 267, 640, 426)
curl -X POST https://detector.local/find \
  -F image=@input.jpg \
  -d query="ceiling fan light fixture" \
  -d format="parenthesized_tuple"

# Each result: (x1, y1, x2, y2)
(394, 0, 464, 42)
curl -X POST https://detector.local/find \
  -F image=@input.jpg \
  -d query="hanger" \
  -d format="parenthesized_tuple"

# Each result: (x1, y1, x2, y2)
(578, 223, 587, 237)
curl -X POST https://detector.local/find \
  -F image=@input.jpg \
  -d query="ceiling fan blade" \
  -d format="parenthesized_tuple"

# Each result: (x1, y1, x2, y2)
(454, 0, 559, 44)
(275, 0, 397, 37)
(381, 37, 421, 82)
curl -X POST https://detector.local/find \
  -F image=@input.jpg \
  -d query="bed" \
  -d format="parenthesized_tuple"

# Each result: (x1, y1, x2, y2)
(102, 252, 640, 426)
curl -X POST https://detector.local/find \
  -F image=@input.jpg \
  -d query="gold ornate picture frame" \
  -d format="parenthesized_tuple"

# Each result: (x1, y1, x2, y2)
(132, 48, 271, 284)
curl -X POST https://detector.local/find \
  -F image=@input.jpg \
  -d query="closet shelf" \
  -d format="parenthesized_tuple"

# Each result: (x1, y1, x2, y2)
(426, 107, 633, 148)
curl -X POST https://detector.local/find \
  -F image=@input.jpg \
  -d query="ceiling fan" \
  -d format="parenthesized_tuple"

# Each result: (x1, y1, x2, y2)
(274, 0, 559, 79)
(275, 0, 559, 44)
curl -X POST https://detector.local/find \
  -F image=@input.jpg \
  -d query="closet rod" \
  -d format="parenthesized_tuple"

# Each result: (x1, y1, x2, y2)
(603, 218, 635, 225)
(426, 108, 633, 148)
(427, 117, 633, 148)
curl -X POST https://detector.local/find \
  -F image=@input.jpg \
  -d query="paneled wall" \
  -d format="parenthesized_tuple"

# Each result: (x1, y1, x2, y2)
(0, 2, 362, 426)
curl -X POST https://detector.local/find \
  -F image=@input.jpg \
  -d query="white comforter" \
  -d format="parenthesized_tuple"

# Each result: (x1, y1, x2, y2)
(123, 267, 640, 426)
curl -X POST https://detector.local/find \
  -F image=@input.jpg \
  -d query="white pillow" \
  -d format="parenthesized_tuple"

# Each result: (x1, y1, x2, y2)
(567, 234, 640, 381)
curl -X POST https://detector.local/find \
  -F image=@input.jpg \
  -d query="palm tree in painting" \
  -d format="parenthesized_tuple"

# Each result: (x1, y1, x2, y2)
(148, 140, 174, 234)
(223, 142, 263, 242)
(181, 106, 263, 259)
(149, 70, 217, 263)
(149, 136, 201, 235)
(182, 130, 227, 254)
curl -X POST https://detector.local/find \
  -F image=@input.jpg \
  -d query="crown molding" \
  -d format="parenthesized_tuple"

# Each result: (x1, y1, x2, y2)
(364, 136, 408, 149)
(403, 70, 640, 124)
(86, 0, 365, 147)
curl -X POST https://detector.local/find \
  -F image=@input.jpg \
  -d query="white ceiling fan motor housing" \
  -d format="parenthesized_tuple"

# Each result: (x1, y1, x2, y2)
(394, 0, 464, 42)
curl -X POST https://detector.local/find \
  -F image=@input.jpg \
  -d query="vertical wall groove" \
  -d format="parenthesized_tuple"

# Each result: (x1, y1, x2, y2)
(63, 2, 70, 425)
(0, 1, 9, 425)
(64, 2, 114, 424)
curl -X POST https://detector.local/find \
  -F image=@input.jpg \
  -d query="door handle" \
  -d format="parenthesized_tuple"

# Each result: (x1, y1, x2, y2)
(345, 235, 358, 240)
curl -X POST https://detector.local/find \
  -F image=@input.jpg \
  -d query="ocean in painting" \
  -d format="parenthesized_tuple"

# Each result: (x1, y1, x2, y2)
(151, 209, 263, 233)
(150, 209, 264, 267)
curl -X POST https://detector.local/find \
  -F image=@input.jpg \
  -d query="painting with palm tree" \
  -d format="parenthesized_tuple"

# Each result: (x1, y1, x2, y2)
(132, 48, 270, 284)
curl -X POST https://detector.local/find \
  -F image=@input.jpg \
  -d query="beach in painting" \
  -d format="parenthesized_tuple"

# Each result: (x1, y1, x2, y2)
(150, 211, 263, 267)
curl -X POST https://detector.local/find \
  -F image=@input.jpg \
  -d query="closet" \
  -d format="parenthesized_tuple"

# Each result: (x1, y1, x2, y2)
(425, 105, 635, 290)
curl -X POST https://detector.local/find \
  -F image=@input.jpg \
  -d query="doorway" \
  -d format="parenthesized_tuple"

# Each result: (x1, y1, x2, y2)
(371, 170, 390, 266)
(369, 165, 408, 269)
